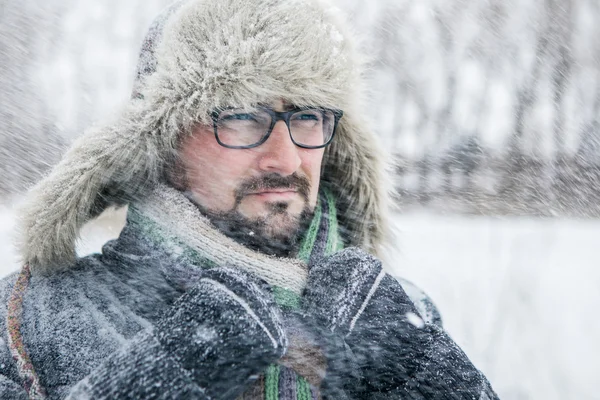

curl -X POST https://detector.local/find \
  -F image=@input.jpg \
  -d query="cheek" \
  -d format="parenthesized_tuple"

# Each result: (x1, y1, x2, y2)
(180, 134, 255, 210)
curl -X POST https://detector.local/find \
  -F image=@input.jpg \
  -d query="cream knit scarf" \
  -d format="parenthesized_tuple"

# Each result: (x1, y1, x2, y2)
(128, 183, 344, 307)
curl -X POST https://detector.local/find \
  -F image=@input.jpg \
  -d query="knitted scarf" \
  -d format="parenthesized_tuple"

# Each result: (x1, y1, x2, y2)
(8, 184, 345, 400)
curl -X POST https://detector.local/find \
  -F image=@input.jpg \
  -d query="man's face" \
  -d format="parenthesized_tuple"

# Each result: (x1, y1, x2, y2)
(177, 99, 325, 253)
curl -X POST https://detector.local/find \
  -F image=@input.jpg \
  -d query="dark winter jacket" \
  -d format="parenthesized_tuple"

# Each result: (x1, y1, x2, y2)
(0, 214, 498, 399)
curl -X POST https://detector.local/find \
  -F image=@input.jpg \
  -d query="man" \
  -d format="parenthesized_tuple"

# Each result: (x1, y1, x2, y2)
(0, 0, 499, 398)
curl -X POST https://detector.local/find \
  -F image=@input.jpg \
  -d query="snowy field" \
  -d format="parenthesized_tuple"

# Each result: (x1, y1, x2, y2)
(1, 204, 598, 400)
(392, 213, 600, 400)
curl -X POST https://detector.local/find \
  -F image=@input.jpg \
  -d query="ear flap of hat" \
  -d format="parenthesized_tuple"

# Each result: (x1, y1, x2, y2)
(322, 112, 395, 258)
(17, 103, 175, 275)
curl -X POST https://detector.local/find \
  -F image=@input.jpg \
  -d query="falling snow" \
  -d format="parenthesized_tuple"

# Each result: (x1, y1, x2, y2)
(1, 0, 598, 399)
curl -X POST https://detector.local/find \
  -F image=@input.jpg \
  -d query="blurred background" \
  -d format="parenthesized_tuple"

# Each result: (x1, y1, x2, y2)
(1, 0, 599, 398)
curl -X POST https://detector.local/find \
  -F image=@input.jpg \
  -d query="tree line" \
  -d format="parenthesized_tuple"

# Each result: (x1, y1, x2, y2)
(349, 0, 600, 215)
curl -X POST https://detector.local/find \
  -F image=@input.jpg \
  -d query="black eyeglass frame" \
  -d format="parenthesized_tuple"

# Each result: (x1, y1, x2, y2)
(211, 106, 344, 150)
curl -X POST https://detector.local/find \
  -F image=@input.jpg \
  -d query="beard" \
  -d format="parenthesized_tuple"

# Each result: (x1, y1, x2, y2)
(187, 172, 315, 258)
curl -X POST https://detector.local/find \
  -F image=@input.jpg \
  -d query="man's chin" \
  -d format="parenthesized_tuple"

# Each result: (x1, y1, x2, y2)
(259, 211, 303, 240)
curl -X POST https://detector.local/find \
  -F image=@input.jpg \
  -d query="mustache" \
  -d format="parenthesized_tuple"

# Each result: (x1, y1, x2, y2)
(235, 173, 311, 203)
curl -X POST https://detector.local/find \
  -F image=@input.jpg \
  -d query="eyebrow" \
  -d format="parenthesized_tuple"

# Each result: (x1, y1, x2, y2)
(257, 102, 297, 111)
(282, 102, 297, 111)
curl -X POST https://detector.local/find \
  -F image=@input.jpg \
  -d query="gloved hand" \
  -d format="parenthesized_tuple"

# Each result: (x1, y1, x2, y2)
(155, 266, 287, 399)
(302, 248, 499, 399)
(302, 247, 386, 337)
(298, 247, 389, 398)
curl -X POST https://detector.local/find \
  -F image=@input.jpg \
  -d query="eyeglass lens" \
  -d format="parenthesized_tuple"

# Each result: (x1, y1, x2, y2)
(215, 108, 335, 148)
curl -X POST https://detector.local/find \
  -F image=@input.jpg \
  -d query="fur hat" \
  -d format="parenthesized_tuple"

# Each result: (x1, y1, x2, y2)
(18, 0, 394, 274)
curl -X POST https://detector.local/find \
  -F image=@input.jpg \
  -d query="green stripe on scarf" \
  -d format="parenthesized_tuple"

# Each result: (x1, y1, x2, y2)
(265, 364, 280, 400)
(296, 375, 312, 400)
(296, 197, 322, 263)
(272, 287, 301, 309)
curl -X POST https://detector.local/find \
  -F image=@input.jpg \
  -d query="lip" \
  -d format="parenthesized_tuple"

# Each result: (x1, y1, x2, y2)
(247, 189, 298, 200)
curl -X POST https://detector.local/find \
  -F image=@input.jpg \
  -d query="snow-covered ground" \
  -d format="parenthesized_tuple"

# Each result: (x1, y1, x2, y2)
(392, 213, 600, 400)
(0, 204, 598, 399)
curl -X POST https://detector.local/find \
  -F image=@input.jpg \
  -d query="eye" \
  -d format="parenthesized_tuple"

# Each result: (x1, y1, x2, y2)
(293, 111, 321, 121)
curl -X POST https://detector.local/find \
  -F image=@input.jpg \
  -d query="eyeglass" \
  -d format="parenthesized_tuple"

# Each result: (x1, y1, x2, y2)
(211, 106, 343, 149)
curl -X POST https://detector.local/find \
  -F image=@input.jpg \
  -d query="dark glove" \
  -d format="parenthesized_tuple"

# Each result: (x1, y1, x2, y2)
(155, 266, 287, 399)
(302, 248, 498, 399)
(302, 247, 388, 337)
(302, 247, 431, 395)
(300, 247, 391, 398)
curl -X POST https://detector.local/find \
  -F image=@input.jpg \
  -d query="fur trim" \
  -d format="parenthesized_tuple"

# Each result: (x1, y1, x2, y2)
(17, 103, 174, 272)
(18, 0, 394, 273)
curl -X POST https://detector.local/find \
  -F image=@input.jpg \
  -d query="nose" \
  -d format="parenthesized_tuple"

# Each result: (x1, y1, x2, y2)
(257, 120, 302, 175)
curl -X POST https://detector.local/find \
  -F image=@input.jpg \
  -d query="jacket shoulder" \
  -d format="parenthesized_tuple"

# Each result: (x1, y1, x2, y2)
(388, 275, 443, 327)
